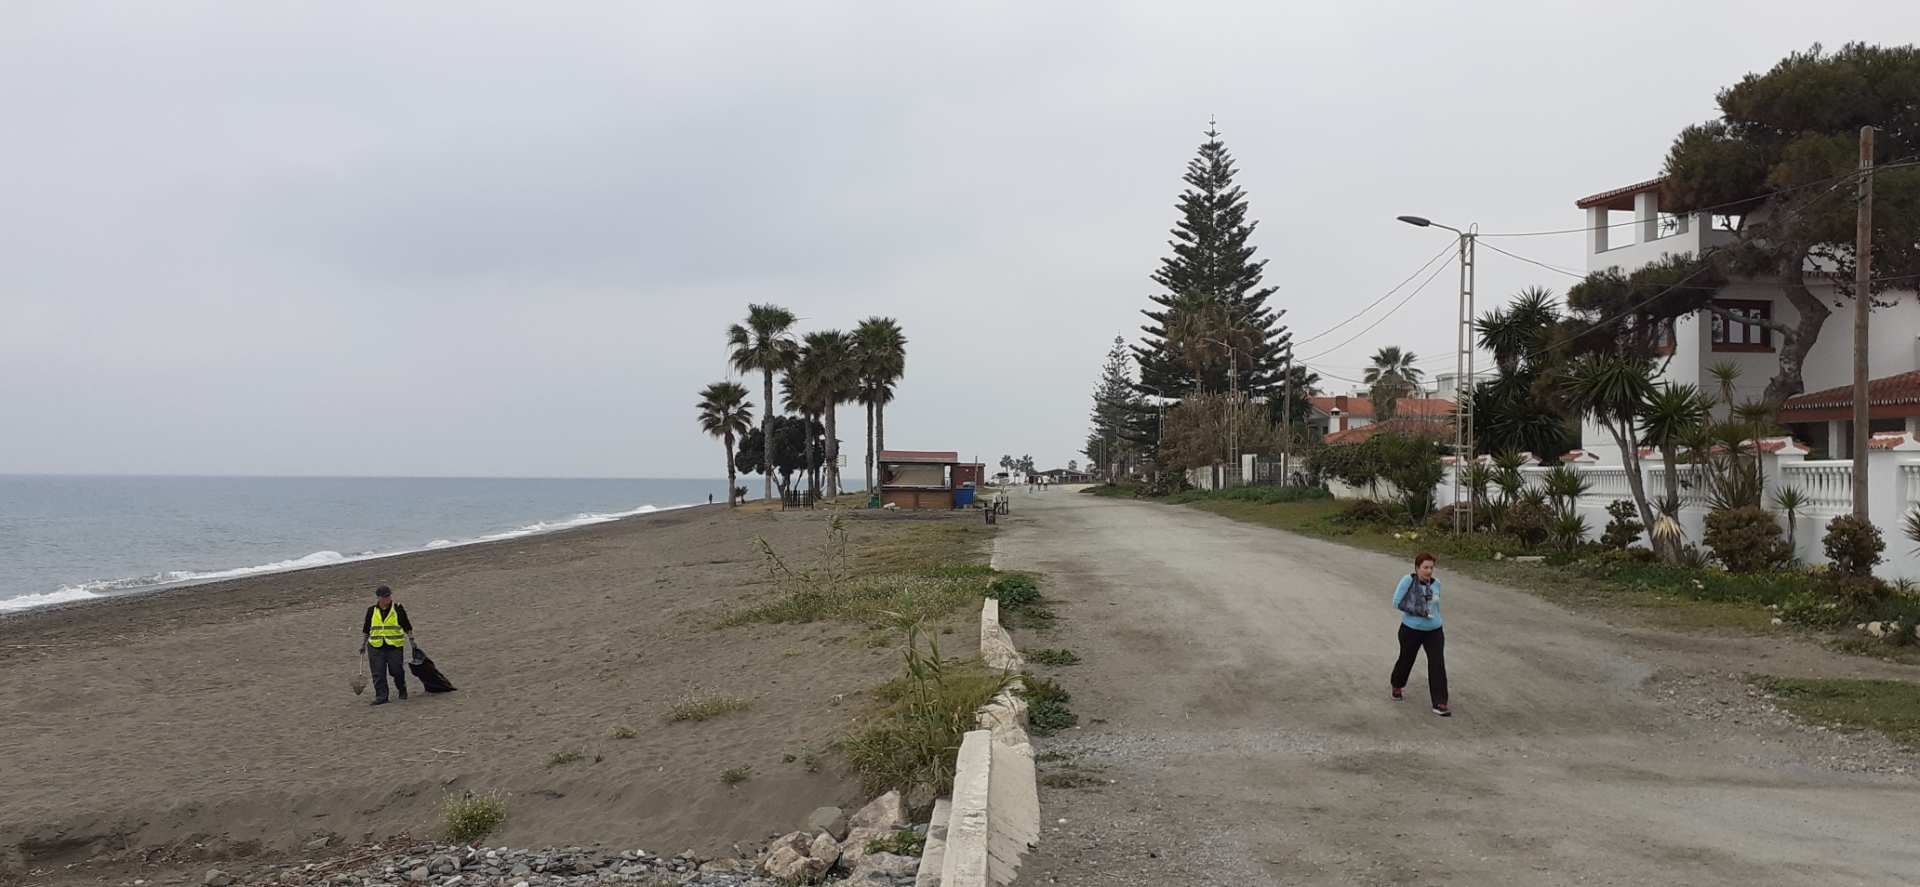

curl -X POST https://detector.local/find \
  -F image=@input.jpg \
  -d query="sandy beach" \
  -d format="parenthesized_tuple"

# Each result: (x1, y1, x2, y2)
(1, 505, 920, 883)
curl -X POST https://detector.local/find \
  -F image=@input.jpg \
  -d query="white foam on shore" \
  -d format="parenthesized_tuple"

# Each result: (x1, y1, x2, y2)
(1, 502, 697, 614)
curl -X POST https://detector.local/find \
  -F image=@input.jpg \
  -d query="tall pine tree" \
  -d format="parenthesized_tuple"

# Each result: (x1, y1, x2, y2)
(1134, 122, 1290, 401)
(1088, 335, 1147, 477)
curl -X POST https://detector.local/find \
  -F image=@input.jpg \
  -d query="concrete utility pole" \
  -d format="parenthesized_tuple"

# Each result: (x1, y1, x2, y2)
(1281, 345, 1293, 485)
(1397, 215, 1475, 534)
(1852, 125, 1874, 520)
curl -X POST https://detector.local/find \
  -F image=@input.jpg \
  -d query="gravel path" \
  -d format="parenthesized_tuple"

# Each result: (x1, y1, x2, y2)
(997, 491, 1920, 887)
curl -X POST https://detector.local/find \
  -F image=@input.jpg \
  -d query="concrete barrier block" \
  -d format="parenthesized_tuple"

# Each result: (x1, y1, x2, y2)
(985, 739, 1039, 885)
(980, 598, 1024, 671)
(940, 731, 994, 887)
(914, 797, 951, 887)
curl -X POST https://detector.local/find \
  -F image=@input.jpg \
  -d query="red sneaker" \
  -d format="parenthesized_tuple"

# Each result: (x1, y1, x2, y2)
(1432, 704, 1451, 717)
(1391, 687, 1404, 701)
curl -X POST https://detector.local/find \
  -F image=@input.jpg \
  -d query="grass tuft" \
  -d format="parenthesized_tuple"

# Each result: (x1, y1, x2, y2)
(545, 750, 584, 767)
(863, 828, 926, 857)
(608, 725, 638, 739)
(440, 791, 507, 843)
(1018, 674, 1077, 735)
(1755, 676, 1920, 745)
(666, 693, 752, 723)
(1028, 648, 1081, 666)
(719, 765, 753, 786)
(844, 626, 1011, 796)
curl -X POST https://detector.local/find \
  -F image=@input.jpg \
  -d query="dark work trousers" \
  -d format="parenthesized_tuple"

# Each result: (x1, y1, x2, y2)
(368, 644, 408, 702)
(1390, 624, 1448, 706)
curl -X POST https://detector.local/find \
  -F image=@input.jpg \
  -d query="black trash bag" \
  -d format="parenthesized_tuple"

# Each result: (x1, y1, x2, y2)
(408, 642, 458, 693)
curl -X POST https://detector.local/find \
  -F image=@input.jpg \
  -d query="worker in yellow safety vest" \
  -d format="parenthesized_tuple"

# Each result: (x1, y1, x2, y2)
(361, 585, 415, 705)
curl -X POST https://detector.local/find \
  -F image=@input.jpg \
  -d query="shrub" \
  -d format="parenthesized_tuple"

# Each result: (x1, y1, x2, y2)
(1137, 474, 1190, 498)
(1334, 498, 1395, 525)
(1427, 503, 1491, 532)
(1600, 500, 1644, 550)
(441, 791, 507, 844)
(986, 573, 1041, 608)
(1703, 507, 1793, 573)
(1504, 499, 1551, 549)
(1028, 648, 1080, 666)
(1823, 514, 1886, 577)
(1779, 591, 1851, 629)
(719, 765, 753, 785)
(865, 829, 927, 857)
(1018, 675, 1077, 735)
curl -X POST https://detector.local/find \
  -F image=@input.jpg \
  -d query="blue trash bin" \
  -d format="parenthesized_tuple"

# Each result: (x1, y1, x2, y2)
(954, 484, 976, 508)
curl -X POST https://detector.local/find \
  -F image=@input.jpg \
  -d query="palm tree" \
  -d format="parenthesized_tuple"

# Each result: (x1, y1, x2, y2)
(1364, 346, 1426, 420)
(780, 374, 822, 496)
(728, 304, 799, 501)
(1639, 383, 1712, 559)
(696, 382, 753, 506)
(795, 330, 859, 496)
(854, 317, 907, 492)
(1564, 354, 1663, 561)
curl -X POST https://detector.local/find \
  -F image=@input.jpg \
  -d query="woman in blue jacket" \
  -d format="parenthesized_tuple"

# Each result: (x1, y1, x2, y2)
(1390, 552, 1449, 716)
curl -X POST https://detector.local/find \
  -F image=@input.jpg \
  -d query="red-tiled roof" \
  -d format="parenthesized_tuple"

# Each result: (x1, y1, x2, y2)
(1575, 176, 1666, 210)
(1868, 432, 1919, 451)
(1308, 396, 1455, 420)
(1779, 371, 1920, 414)
(1323, 418, 1453, 446)
(877, 450, 960, 463)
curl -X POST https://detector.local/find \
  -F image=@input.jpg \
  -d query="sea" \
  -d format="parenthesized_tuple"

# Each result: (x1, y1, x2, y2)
(0, 475, 739, 614)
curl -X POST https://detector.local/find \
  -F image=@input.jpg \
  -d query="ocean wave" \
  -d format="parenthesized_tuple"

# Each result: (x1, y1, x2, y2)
(0, 502, 695, 615)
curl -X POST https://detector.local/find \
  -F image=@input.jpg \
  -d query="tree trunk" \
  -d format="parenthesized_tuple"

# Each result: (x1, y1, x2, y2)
(1657, 440, 1682, 561)
(824, 401, 840, 496)
(1607, 417, 1664, 562)
(864, 400, 875, 495)
(1763, 258, 1829, 406)
(803, 411, 817, 497)
(761, 370, 776, 502)
(724, 432, 737, 507)
(876, 401, 887, 458)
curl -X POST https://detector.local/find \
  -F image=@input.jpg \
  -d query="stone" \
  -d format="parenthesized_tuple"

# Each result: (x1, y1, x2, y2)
(848, 851, 919, 881)
(406, 867, 428, 882)
(808, 831, 841, 865)
(849, 790, 908, 832)
(508, 863, 531, 877)
(203, 870, 233, 887)
(838, 827, 893, 865)
(306, 836, 334, 851)
(699, 858, 744, 874)
(806, 805, 849, 840)
(761, 845, 828, 882)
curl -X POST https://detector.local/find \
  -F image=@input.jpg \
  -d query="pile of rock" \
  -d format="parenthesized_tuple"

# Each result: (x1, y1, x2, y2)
(757, 791, 921, 885)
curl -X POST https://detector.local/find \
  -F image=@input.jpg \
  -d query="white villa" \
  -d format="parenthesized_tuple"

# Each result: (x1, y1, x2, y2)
(1464, 176, 1920, 579)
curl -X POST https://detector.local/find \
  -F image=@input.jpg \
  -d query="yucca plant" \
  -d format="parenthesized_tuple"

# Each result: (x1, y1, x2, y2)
(1905, 507, 1920, 557)
(1771, 486, 1806, 556)
(1551, 511, 1591, 552)
(1542, 464, 1591, 519)
(1650, 493, 1687, 552)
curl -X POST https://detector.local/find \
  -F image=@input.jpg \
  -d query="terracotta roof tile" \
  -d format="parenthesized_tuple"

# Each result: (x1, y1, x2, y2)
(1309, 396, 1455, 420)
(1322, 418, 1453, 446)
(1779, 371, 1920, 414)
(1575, 176, 1666, 210)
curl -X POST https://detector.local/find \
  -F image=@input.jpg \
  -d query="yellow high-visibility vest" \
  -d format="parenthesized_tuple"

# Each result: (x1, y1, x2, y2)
(368, 606, 406, 647)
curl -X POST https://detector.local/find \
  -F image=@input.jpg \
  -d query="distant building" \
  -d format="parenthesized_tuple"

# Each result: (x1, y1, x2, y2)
(1307, 394, 1455, 440)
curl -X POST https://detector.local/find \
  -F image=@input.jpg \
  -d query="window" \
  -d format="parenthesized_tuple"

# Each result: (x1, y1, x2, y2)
(1711, 299, 1772, 352)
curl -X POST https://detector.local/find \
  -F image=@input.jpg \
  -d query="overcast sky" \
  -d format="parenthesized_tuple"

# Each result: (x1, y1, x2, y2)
(4, 2, 1915, 478)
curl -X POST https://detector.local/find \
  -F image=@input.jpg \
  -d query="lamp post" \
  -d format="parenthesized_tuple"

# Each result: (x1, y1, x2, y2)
(1398, 215, 1476, 535)
(1201, 336, 1243, 482)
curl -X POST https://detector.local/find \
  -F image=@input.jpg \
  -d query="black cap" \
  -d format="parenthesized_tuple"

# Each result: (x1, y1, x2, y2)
(374, 585, 392, 598)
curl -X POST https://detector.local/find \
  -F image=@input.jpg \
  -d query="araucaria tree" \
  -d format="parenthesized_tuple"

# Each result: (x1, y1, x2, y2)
(1645, 43, 1920, 404)
(696, 381, 754, 506)
(1087, 336, 1147, 479)
(728, 304, 799, 502)
(1135, 122, 1291, 401)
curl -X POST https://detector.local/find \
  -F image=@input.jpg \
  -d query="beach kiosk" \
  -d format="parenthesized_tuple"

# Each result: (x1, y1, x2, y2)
(876, 450, 964, 509)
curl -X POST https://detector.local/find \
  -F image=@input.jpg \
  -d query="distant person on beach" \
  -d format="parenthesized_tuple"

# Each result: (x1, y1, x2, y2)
(362, 585, 414, 706)
(1389, 552, 1449, 716)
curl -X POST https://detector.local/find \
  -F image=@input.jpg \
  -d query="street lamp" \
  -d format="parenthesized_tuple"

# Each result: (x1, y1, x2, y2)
(1201, 336, 1245, 482)
(1398, 214, 1477, 536)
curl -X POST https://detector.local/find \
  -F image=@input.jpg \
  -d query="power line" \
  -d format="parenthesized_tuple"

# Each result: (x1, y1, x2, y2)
(1297, 256, 1457, 363)
(1480, 241, 1586, 279)
(1292, 240, 1457, 346)
(1475, 159, 1920, 239)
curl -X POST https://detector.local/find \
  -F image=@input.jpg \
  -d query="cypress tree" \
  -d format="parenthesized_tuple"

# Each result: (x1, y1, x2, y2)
(1134, 122, 1290, 401)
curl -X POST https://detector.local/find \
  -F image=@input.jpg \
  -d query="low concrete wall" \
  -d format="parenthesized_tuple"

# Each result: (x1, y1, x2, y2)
(917, 599, 1039, 887)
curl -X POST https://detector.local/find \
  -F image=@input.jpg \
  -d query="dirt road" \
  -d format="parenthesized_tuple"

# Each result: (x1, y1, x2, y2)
(997, 491, 1920, 887)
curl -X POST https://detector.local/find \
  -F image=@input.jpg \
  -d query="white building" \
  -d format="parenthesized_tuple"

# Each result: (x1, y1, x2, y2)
(1574, 177, 1920, 463)
(1548, 176, 1920, 579)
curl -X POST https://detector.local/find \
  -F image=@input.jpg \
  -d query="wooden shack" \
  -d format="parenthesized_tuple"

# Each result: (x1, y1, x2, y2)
(877, 449, 962, 509)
